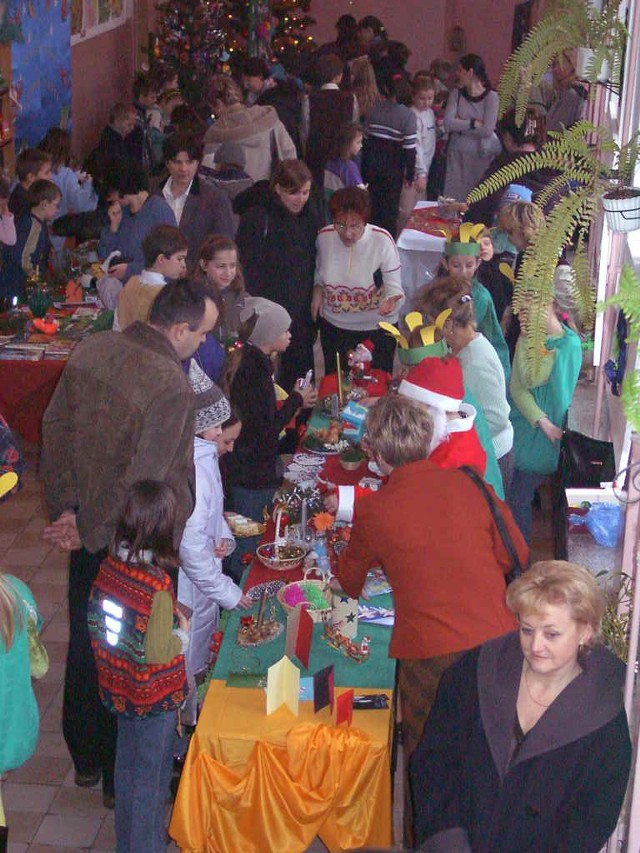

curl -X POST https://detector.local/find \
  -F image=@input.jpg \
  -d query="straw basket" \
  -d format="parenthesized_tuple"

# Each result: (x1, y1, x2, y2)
(276, 569, 332, 622)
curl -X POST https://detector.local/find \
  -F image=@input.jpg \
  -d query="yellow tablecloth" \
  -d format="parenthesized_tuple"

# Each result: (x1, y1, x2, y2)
(169, 681, 393, 852)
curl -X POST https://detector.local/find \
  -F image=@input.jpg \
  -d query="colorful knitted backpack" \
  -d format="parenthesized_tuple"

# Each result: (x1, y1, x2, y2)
(88, 554, 187, 718)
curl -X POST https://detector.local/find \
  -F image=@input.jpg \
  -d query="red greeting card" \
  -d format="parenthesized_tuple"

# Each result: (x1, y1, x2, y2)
(335, 689, 354, 726)
(285, 604, 313, 669)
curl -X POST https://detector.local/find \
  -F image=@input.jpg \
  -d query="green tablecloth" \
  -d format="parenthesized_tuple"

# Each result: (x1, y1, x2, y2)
(213, 582, 396, 690)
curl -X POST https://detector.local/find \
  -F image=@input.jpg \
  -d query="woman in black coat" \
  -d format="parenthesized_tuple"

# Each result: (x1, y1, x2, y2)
(411, 560, 631, 852)
(234, 159, 326, 393)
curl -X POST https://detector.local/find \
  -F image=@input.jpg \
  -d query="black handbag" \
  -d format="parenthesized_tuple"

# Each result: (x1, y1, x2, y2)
(460, 466, 525, 584)
(559, 429, 616, 489)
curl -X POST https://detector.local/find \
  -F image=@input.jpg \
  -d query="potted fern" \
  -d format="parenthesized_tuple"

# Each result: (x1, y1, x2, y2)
(601, 136, 640, 233)
(499, 0, 627, 125)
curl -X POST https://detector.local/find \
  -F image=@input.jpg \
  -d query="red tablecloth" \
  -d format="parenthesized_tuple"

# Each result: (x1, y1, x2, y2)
(0, 359, 65, 443)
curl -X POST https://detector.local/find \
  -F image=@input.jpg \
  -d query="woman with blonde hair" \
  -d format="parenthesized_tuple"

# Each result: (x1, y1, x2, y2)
(349, 56, 382, 122)
(411, 559, 631, 852)
(202, 74, 296, 182)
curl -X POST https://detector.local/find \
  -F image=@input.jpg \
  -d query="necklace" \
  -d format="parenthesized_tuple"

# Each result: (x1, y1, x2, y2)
(522, 663, 580, 709)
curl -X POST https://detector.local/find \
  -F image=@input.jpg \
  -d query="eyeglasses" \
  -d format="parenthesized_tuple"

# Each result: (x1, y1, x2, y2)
(334, 222, 365, 235)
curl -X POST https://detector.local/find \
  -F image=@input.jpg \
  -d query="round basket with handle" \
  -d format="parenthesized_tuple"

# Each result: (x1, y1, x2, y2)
(276, 567, 332, 623)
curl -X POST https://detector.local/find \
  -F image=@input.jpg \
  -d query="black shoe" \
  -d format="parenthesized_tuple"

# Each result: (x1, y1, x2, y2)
(75, 769, 102, 788)
(102, 791, 115, 809)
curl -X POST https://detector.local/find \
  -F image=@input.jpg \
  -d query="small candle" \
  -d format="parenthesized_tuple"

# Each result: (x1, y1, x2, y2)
(256, 589, 268, 626)
(301, 498, 308, 531)
(336, 352, 343, 406)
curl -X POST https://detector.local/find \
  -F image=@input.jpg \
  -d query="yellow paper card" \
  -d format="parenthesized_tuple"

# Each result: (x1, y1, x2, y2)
(266, 656, 300, 716)
(0, 472, 18, 499)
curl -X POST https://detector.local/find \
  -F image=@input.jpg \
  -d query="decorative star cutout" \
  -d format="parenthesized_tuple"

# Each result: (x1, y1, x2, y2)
(340, 596, 350, 603)
(346, 612, 356, 623)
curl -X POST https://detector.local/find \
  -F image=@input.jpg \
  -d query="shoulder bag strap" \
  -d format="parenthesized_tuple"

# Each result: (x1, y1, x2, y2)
(459, 465, 524, 583)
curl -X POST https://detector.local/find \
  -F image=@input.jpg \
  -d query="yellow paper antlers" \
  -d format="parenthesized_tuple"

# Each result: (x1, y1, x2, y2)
(379, 308, 452, 350)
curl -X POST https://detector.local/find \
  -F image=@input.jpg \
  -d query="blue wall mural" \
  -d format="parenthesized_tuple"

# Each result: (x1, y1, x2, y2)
(11, 0, 71, 150)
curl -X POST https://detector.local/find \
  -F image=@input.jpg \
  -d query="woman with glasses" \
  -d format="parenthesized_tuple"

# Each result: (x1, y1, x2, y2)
(311, 186, 405, 374)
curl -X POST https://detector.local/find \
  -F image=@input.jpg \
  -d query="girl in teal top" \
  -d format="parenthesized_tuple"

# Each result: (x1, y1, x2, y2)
(0, 573, 41, 774)
(507, 299, 582, 543)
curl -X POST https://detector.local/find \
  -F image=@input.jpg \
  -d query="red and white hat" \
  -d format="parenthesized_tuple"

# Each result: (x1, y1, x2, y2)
(398, 357, 464, 412)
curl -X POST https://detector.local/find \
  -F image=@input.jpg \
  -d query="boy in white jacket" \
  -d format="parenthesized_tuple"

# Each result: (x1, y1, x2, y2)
(178, 361, 250, 724)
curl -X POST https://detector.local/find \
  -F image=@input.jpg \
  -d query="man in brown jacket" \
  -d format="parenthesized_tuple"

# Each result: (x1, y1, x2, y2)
(41, 278, 218, 807)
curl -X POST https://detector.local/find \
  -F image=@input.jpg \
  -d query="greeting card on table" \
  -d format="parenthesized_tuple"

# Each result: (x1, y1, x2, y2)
(336, 689, 354, 726)
(266, 656, 300, 716)
(285, 604, 313, 669)
(313, 665, 334, 714)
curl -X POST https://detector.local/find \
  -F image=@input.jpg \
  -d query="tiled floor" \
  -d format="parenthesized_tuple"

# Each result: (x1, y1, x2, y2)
(1, 425, 554, 851)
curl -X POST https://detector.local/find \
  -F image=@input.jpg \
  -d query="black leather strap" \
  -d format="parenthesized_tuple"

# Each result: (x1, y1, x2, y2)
(459, 465, 524, 583)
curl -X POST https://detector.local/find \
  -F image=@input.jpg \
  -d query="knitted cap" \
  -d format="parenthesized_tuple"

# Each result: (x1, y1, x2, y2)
(240, 296, 291, 349)
(188, 360, 231, 433)
(214, 141, 246, 169)
(398, 357, 464, 412)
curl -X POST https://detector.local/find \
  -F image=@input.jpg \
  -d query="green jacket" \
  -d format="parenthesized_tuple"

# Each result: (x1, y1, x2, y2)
(0, 577, 40, 772)
(511, 327, 582, 474)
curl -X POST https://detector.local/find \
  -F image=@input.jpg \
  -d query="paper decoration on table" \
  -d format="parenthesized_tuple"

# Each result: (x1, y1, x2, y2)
(363, 568, 392, 597)
(358, 604, 395, 626)
(0, 472, 18, 498)
(266, 656, 300, 716)
(285, 604, 313, 669)
(336, 689, 354, 726)
(313, 664, 334, 714)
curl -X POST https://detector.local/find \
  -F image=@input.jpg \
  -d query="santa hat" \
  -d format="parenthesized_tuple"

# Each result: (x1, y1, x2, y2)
(398, 357, 464, 412)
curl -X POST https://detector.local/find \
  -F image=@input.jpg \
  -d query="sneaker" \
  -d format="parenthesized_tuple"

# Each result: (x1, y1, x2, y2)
(75, 769, 101, 788)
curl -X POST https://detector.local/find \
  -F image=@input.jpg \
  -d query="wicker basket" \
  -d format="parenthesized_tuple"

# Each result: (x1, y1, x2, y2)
(256, 541, 309, 571)
(276, 569, 332, 622)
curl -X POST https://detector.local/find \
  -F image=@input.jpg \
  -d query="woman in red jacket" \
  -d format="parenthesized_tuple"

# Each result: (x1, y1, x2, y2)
(336, 393, 528, 846)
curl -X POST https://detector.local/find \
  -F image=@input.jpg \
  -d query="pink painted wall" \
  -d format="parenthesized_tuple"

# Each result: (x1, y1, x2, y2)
(309, 0, 520, 83)
(71, 21, 136, 161)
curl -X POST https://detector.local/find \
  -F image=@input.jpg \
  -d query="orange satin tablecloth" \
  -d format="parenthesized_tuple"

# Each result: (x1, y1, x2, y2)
(169, 681, 393, 852)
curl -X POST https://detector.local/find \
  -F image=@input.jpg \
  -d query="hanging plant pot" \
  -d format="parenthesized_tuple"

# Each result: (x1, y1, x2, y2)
(601, 188, 640, 233)
(575, 47, 610, 82)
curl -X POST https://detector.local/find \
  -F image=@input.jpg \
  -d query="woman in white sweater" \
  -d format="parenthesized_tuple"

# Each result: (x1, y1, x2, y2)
(311, 186, 405, 373)
(419, 275, 514, 494)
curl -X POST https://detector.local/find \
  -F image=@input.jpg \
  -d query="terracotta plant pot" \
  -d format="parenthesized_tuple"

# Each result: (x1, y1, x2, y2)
(601, 188, 640, 233)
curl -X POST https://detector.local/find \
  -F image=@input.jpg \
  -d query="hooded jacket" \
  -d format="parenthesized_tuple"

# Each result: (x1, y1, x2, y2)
(412, 631, 631, 852)
(178, 437, 241, 675)
(202, 105, 297, 183)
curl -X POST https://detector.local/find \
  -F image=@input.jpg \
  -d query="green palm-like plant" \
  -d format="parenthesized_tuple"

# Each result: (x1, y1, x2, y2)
(599, 264, 640, 433)
(467, 122, 614, 368)
(498, 0, 626, 124)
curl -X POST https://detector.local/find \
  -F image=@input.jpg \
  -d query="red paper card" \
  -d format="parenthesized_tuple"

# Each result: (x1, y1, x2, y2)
(313, 665, 334, 714)
(285, 604, 313, 669)
(336, 689, 354, 726)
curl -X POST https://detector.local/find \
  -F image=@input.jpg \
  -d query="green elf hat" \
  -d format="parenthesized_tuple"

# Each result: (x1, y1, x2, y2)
(444, 222, 486, 257)
(379, 308, 451, 366)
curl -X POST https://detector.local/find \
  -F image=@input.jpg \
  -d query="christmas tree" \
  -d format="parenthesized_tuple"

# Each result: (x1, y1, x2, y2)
(271, 0, 316, 72)
(150, 0, 226, 113)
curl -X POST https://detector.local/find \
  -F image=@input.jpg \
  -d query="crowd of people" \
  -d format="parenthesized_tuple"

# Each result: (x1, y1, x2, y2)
(0, 11, 632, 853)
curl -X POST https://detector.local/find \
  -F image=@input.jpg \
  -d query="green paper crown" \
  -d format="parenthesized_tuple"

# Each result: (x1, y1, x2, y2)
(445, 222, 486, 257)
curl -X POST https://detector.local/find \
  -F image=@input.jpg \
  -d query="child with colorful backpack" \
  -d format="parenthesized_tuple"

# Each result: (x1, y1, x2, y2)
(88, 480, 189, 853)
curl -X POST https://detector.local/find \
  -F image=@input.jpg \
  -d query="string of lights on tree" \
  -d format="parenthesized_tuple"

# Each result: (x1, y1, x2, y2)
(151, 0, 317, 96)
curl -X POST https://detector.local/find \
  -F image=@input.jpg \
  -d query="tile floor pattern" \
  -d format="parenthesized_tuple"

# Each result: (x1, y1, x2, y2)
(1, 441, 550, 852)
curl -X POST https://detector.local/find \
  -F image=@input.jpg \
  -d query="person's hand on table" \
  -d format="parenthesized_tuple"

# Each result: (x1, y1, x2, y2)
(235, 594, 252, 610)
(415, 175, 427, 195)
(310, 285, 323, 322)
(108, 263, 128, 281)
(298, 384, 318, 409)
(323, 491, 338, 514)
(214, 538, 233, 557)
(378, 294, 403, 316)
(43, 510, 81, 551)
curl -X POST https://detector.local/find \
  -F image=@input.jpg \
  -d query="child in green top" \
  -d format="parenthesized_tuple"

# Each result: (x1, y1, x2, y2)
(441, 230, 511, 381)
